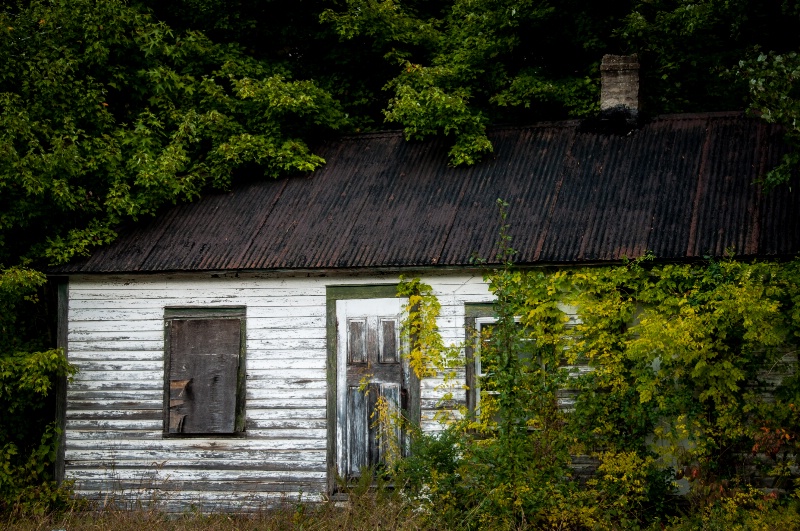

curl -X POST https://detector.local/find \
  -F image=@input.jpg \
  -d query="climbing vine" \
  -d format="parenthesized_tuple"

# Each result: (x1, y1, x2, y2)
(393, 256, 800, 529)
(397, 276, 463, 406)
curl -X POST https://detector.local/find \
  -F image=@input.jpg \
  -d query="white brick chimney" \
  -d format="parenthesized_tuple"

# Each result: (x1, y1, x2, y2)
(600, 54, 639, 115)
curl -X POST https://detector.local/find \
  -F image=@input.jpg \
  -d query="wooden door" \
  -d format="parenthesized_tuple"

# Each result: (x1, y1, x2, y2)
(335, 298, 412, 479)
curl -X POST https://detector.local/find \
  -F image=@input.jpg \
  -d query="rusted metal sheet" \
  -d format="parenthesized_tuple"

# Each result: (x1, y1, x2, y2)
(55, 112, 799, 274)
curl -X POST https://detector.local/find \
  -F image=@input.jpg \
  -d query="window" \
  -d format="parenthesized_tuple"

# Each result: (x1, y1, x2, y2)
(464, 304, 527, 415)
(465, 303, 585, 417)
(163, 307, 246, 436)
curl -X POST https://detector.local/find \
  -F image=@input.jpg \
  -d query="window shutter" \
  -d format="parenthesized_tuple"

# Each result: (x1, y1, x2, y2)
(168, 318, 241, 434)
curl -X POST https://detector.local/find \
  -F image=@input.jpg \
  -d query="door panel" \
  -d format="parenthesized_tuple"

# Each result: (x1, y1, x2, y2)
(336, 298, 408, 479)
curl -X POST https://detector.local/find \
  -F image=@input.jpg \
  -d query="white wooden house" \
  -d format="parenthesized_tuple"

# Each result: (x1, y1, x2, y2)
(52, 112, 800, 510)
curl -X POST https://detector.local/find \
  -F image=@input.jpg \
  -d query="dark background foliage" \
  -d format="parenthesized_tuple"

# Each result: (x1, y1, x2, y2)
(0, 0, 798, 514)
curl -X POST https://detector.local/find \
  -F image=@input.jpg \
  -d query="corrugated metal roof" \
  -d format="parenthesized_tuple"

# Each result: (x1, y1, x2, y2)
(56, 112, 800, 273)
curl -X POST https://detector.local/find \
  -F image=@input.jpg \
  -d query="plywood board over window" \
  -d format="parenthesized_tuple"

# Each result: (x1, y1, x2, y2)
(163, 307, 246, 436)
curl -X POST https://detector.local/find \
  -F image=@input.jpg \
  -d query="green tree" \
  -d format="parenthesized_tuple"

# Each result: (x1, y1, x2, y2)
(0, 0, 348, 267)
(738, 51, 800, 188)
(322, 0, 800, 172)
(0, 0, 348, 508)
(323, 0, 628, 164)
(2, 0, 799, 512)
(396, 258, 800, 528)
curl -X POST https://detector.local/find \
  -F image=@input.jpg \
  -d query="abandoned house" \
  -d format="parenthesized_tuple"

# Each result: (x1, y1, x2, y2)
(51, 57, 800, 510)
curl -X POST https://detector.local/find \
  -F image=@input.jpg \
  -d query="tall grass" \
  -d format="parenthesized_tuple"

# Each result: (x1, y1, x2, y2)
(0, 488, 432, 531)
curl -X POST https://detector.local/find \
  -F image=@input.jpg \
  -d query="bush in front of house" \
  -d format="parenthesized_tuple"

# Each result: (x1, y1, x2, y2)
(394, 256, 800, 530)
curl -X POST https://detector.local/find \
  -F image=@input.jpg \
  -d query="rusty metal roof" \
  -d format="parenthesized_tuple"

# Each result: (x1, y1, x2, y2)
(56, 112, 800, 273)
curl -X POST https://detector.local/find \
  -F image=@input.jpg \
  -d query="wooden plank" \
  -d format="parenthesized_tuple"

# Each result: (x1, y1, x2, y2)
(379, 319, 398, 363)
(346, 386, 368, 477)
(66, 465, 326, 478)
(246, 316, 325, 329)
(247, 327, 326, 341)
(70, 361, 162, 372)
(70, 308, 164, 322)
(64, 456, 327, 471)
(69, 320, 162, 333)
(66, 449, 326, 463)
(70, 370, 162, 382)
(70, 340, 163, 352)
(74, 416, 326, 432)
(247, 338, 326, 350)
(71, 273, 485, 290)
(69, 330, 158, 341)
(66, 437, 326, 451)
(68, 487, 324, 507)
(68, 380, 164, 391)
(69, 297, 325, 309)
(67, 434, 324, 450)
(66, 409, 161, 420)
(168, 319, 241, 434)
(245, 348, 328, 360)
(68, 400, 163, 411)
(69, 299, 165, 309)
(67, 390, 163, 401)
(245, 379, 327, 390)
(69, 287, 326, 300)
(68, 351, 165, 362)
(69, 308, 324, 323)
(247, 420, 328, 430)
(245, 408, 326, 420)
(244, 368, 325, 379)
(246, 388, 326, 400)
(238, 398, 325, 409)
(247, 358, 326, 371)
(70, 479, 326, 494)
(67, 468, 326, 482)
(380, 383, 401, 464)
(70, 288, 325, 302)
(248, 306, 326, 318)
(66, 437, 327, 452)
(70, 278, 324, 292)
(65, 418, 327, 435)
(66, 419, 163, 430)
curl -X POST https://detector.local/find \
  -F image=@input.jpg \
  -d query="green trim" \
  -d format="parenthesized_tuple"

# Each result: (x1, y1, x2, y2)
(464, 303, 495, 414)
(164, 306, 246, 319)
(465, 302, 495, 320)
(325, 284, 398, 494)
(235, 317, 247, 433)
(163, 306, 247, 437)
(54, 279, 68, 484)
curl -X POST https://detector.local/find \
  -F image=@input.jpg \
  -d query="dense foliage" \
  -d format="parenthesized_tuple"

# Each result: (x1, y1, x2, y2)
(0, 268, 73, 513)
(0, 0, 351, 509)
(0, 0, 349, 268)
(0, 0, 798, 514)
(394, 256, 800, 529)
(1, 0, 798, 268)
(322, 0, 800, 165)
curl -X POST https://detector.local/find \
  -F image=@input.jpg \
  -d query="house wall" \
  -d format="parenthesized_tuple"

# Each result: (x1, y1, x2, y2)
(64, 271, 493, 511)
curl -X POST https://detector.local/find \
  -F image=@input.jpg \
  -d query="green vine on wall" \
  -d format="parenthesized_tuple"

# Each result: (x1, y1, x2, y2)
(392, 255, 800, 529)
(397, 276, 464, 407)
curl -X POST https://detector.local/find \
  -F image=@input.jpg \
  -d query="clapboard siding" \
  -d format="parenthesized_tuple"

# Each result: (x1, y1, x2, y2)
(65, 272, 491, 510)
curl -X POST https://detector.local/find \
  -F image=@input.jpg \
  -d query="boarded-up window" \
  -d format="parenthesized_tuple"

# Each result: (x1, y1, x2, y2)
(164, 307, 246, 435)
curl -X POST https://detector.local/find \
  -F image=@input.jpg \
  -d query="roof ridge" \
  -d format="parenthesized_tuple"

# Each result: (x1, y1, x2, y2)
(333, 111, 750, 142)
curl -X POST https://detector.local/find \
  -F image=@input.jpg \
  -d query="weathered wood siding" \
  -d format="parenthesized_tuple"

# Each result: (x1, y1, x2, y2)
(65, 272, 492, 510)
